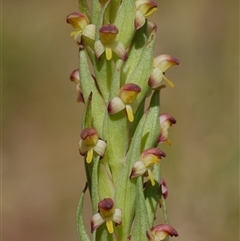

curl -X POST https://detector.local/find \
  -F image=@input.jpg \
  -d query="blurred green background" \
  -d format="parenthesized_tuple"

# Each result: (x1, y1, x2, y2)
(2, 0, 239, 240)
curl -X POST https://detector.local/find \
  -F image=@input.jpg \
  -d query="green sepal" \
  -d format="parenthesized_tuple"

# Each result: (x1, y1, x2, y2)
(115, 0, 136, 47)
(131, 177, 150, 241)
(141, 90, 160, 151)
(144, 164, 161, 226)
(126, 27, 156, 105)
(114, 113, 147, 241)
(79, 0, 90, 20)
(122, 23, 148, 83)
(76, 183, 91, 241)
(79, 49, 106, 136)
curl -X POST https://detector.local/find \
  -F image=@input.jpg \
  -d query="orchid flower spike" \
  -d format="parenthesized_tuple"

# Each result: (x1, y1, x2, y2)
(66, 2, 180, 239)
(91, 198, 122, 234)
(108, 83, 141, 122)
(130, 148, 166, 186)
(94, 24, 128, 61)
(66, 12, 96, 46)
(148, 54, 180, 89)
(135, 0, 158, 30)
(147, 224, 178, 241)
(78, 128, 106, 163)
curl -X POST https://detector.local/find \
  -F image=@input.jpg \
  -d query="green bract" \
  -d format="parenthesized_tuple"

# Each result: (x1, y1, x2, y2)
(67, 0, 180, 240)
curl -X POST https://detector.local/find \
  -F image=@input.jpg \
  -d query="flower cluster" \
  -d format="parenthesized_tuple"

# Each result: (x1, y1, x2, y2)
(67, 0, 179, 240)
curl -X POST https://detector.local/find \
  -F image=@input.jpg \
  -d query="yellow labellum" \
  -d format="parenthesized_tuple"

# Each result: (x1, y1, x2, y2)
(148, 169, 155, 186)
(86, 149, 93, 163)
(166, 138, 172, 146)
(70, 30, 80, 36)
(145, 7, 157, 17)
(105, 47, 112, 60)
(163, 75, 174, 88)
(126, 105, 134, 122)
(106, 220, 114, 233)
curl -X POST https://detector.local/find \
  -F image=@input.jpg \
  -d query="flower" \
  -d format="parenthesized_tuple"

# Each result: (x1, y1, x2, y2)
(158, 113, 176, 145)
(78, 128, 106, 163)
(135, 0, 158, 30)
(146, 224, 178, 241)
(160, 178, 168, 199)
(108, 83, 141, 122)
(158, 178, 168, 208)
(70, 69, 84, 103)
(148, 54, 180, 89)
(94, 24, 128, 61)
(91, 198, 122, 234)
(130, 148, 166, 186)
(66, 12, 96, 45)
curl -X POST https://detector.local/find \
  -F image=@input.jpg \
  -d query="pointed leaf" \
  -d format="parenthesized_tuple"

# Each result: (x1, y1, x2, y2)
(91, 0, 102, 25)
(98, 161, 115, 200)
(82, 92, 93, 129)
(91, 155, 100, 213)
(79, 49, 106, 135)
(115, 0, 136, 47)
(131, 177, 150, 241)
(130, 97, 146, 137)
(141, 90, 160, 151)
(122, 23, 147, 83)
(126, 27, 156, 105)
(138, 90, 161, 226)
(93, 57, 114, 102)
(79, 0, 90, 20)
(76, 183, 91, 241)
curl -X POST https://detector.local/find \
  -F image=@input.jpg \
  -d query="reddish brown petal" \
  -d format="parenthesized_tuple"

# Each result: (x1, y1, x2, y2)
(120, 83, 141, 92)
(80, 128, 98, 140)
(141, 148, 166, 159)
